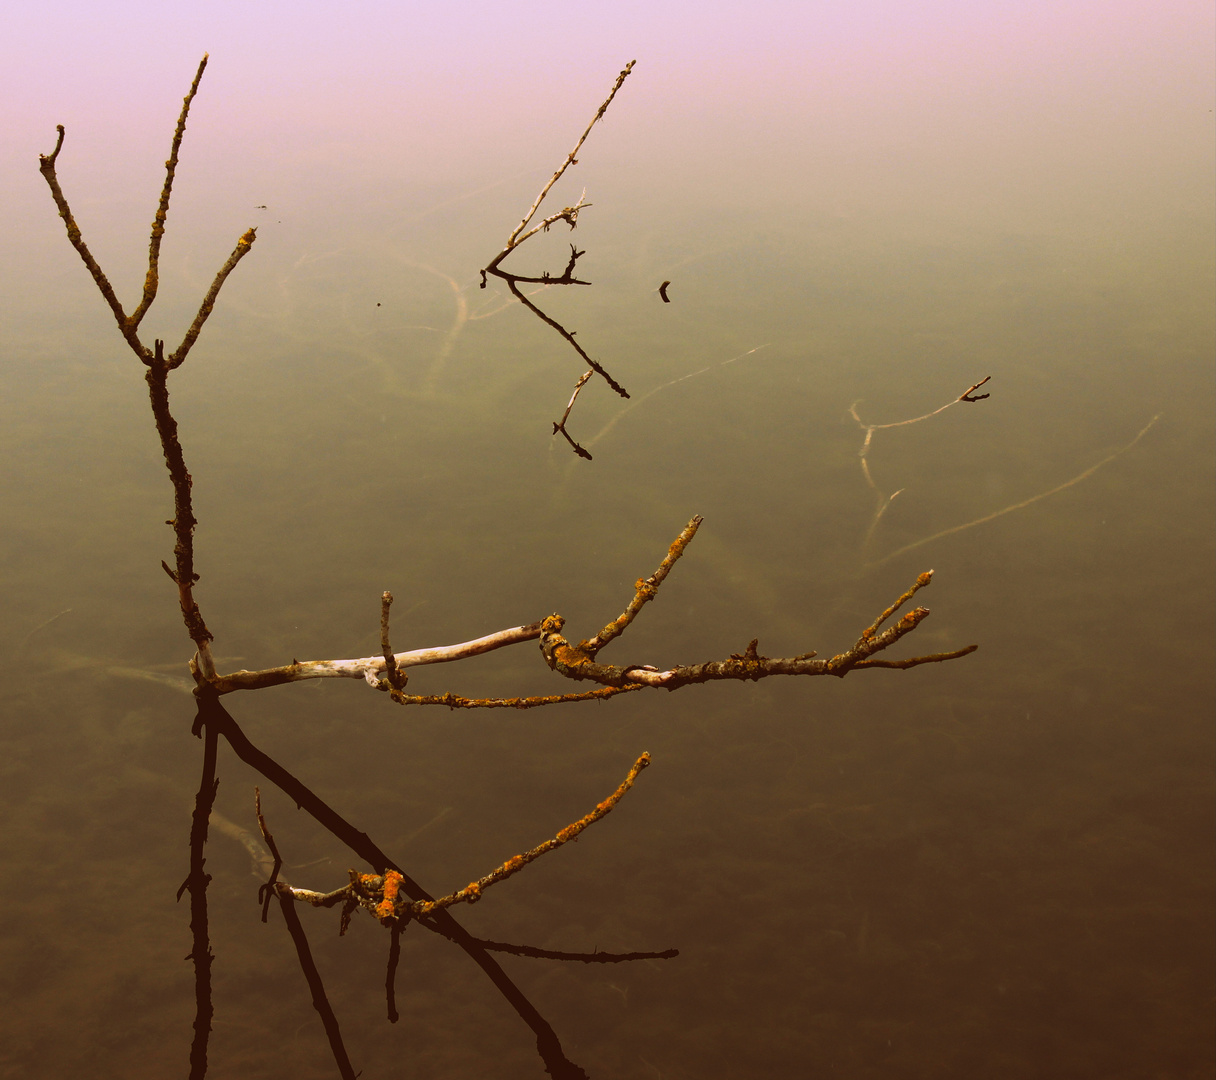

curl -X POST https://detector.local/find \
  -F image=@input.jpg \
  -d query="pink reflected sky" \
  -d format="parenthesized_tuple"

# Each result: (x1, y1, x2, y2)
(3, 0, 1212, 295)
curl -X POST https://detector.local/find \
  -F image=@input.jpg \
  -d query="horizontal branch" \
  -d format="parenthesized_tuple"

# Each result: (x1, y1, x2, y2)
(202, 530, 975, 704)
(539, 568, 977, 689)
(208, 622, 544, 693)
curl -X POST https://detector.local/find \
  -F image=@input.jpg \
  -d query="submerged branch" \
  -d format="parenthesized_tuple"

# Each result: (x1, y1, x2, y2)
(868, 414, 1161, 568)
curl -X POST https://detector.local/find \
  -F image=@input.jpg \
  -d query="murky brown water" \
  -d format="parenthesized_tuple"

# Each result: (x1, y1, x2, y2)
(1, 24, 1213, 1079)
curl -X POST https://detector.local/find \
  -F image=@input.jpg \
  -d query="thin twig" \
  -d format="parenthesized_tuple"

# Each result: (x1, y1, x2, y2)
(553, 370, 595, 460)
(39, 124, 143, 357)
(130, 54, 210, 329)
(581, 516, 703, 655)
(378, 591, 407, 700)
(254, 786, 284, 923)
(386, 922, 404, 1023)
(480, 63, 636, 451)
(498, 61, 635, 256)
(851, 377, 992, 549)
(504, 276, 629, 398)
(167, 228, 257, 369)
(407, 754, 651, 918)
(851, 376, 991, 442)
(391, 685, 645, 709)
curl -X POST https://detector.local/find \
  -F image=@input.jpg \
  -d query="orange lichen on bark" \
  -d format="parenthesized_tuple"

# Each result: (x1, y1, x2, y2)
(375, 870, 404, 922)
(407, 754, 651, 919)
(580, 517, 702, 655)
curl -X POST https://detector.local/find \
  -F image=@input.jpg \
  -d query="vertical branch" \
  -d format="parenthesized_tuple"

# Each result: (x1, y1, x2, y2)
(553, 371, 594, 459)
(146, 340, 216, 677)
(130, 54, 209, 329)
(178, 700, 220, 1080)
(378, 591, 408, 702)
(580, 517, 702, 655)
(275, 885, 358, 1080)
(254, 787, 284, 923)
(385, 923, 404, 1023)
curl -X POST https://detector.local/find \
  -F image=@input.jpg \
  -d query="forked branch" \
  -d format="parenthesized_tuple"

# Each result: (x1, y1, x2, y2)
(201, 517, 975, 701)
(38, 55, 256, 371)
(480, 61, 637, 455)
(280, 754, 653, 924)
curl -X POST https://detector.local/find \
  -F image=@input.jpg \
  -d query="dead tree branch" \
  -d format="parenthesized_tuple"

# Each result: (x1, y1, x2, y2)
(201, 518, 975, 702)
(280, 754, 652, 924)
(130, 54, 210, 329)
(197, 690, 590, 1078)
(39, 61, 256, 677)
(177, 710, 219, 1080)
(41, 56, 981, 1080)
(480, 61, 636, 455)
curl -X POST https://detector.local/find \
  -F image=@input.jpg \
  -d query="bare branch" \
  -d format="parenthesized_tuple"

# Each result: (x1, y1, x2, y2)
(209, 526, 974, 701)
(167, 227, 257, 369)
(480, 63, 636, 450)
(130, 54, 209, 329)
(179, 715, 218, 1080)
(147, 340, 215, 673)
(38, 125, 144, 360)
(392, 685, 645, 709)
(499, 61, 634, 255)
(553, 370, 594, 459)
(376, 591, 408, 700)
(279, 754, 652, 927)
(581, 516, 703, 655)
(540, 567, 976, 690)
(274, 884, 358, 1080)
(503, 275, 629, 397)
(407, 753, 651, 919)
(254, 786, 284, 923)
(208, 621, 545, 693)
